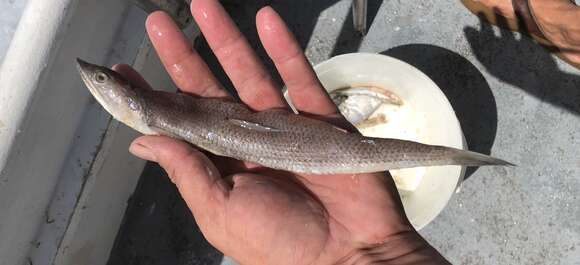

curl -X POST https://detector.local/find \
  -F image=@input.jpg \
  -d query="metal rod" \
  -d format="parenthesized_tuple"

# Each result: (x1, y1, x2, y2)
(352, 0, 368, 35)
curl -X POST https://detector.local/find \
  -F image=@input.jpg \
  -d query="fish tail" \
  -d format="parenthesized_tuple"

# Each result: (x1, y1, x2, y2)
(445, 148, 515, 167)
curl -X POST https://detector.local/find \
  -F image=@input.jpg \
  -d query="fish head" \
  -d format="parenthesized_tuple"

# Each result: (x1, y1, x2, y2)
(76, 58, 153, 134)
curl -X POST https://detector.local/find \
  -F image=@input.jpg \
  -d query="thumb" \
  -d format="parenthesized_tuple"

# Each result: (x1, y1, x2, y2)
(129, 135, 227, 226)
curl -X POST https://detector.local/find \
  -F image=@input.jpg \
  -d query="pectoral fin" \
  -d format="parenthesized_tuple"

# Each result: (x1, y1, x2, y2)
(228, 118, 282, 132)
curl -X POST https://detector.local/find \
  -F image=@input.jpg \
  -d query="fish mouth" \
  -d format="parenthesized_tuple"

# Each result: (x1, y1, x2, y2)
(76, 58, 91, 79)
(76, 58, 110, 105)
(75, 58, 115, 115)
(76, 58, 96, 92)
(76, 57, 90, 70)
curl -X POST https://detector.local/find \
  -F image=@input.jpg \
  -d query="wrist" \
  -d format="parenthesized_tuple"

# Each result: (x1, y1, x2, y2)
(335, 231, 450, 265)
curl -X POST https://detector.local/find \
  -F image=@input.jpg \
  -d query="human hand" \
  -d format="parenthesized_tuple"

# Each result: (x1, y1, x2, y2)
(118, 1, 450, 264)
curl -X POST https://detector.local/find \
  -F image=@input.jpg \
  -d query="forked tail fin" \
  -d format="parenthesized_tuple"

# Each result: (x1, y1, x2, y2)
(446, 148, 514, 167)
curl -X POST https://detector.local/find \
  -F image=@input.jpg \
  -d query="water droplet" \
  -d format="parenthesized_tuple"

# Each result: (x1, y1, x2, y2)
(204, 164, 214, 178)
(207, 132, 217, 140)
(127, 98, 139, 111)
(361, 139, 375, 145)
(148, 203, 156, 216)
(171, 63, 185, 74)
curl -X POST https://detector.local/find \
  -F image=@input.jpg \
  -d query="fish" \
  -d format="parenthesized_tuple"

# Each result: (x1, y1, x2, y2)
(329, 86, 402, 126)
(76, 59, 513, 175)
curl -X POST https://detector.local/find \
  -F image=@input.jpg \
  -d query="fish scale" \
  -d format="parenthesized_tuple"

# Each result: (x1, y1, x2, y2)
(76, 59, 513, 175)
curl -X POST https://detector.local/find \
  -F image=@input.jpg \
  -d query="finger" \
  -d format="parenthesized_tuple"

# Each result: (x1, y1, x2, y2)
(256, 6, 339, 116)
(305, 113, 359, 133)
(190, 0, 286, 110)
(129, 136, 228, 221)
(208, 154, 267, 176)
(146, 11, 229, 98)
(112, 64, 153, 90)
(493, 8, 515, 40)
(477, 12, 494, 38)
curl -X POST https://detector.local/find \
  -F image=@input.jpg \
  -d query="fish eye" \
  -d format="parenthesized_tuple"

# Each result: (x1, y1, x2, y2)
(94, 72, 109, 83)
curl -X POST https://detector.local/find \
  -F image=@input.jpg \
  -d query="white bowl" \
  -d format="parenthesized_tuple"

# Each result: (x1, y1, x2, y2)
(283, 53, 466, 230)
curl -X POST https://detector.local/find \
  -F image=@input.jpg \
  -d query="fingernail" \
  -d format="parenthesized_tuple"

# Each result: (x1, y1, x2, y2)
(260, 5, 274, 13)
(129, 141, 157, 161)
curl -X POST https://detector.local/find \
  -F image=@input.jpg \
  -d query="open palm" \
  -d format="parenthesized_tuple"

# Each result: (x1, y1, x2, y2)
(122, 1, 447, 264)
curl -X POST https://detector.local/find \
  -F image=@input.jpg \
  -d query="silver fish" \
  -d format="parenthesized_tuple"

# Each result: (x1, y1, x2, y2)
(76, 59, 513, 174)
